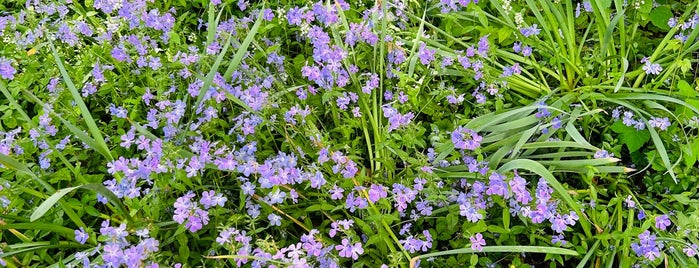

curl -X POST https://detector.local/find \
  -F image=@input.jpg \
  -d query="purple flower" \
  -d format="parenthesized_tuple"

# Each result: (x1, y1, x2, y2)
(594, 150, 612, 159)
(329, 184, 344, 200)
(638, 210, 646, 220)
(684, 244, 698, 257)
(111, 46, 130, 62)
(200, 190, 227, 209)
(383, 105, 414, 132)
(173, 192, 210, 232)
(510, 174, 532, 204)
(287, 7, 304, 25)
(268, 213, 281, 226)
(362, 73, 379, 94)
(74, 227, 89, 244)
(418, 43, 436, 65)
(477, 35, 489, 56)
(535, 101, 551, 118)
(550, 214, 568, 233)
(486, 172, 509, 197)
(535, 178, 553, 202)
(469, 233, 486, 251)
(451, 126, 482, 150)
(109, 104, 128, 118)
(631, 230, 662, 260)
(641, 57, 663, 75)
(368, 184, 388, 202)
(668, 17, 678, 28)
(335, 239, 363, 260)
(520, 24, 541, 37)
(263, 8, 274, 21)
(551, 234, 567, 245)
(655, 214, 671, 230)
(648, 117, 670, 130)
(624, 195, 636, 208)
(460, 202, 483, 222)
(0, 57, 16, 80)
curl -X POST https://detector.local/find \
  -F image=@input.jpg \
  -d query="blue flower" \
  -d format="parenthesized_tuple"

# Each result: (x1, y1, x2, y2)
(74, 227, 89, 244)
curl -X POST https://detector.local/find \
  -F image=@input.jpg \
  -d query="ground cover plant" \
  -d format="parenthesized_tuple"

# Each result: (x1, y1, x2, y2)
(0, 0, 698, 267)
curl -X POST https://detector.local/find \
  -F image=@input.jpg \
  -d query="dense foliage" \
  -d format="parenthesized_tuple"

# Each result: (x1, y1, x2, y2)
(0, 0, 698, 267)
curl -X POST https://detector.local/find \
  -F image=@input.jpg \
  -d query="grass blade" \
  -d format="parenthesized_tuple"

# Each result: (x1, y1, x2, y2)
(30, 183, 133, 223)
(576, 240, 601, 268)
(30, 185, 81, 222)
(646, 122, 676, 183)
(49, 42, 112, 161)
(0, 223, 74, 238)
(224, 7, 265, 80)
(409, 246, 578, 267)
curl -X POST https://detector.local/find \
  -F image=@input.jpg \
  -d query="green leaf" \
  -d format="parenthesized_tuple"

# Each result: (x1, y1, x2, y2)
(671, 194, 691, 205)
(410, 246, 578, 266)
(650, 6, 672, 31)
(224, 7, 265, 80)
(30, 183, 132, 223)
(677, 80, 696, 97)
(0, 223, 74, 238)
(49, 43, 112, 161)
(610, 121, 649, 153)
(646, 122, 676, 183)
(305, 203, 334, 212)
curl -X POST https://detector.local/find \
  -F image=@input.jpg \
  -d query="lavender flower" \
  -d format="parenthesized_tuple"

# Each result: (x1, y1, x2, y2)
(552, 234, 567, 245)
(451, 126, 482, 150)
(173, 192, 210, 232)
(655, 214, 671, 230)
(460, 202, 483, 222)
(648, 117, 670, 130)
(641, 57, 662, 75)
(486, 172, 509, 197)
(0, 57, 16, 80)
(268, 213, 282, 226)
(684, 244, 698, 257)
(624, 195, 636, 208)
(594, 150, 612, 159)
(75, 227, 89, 244)
(469, 233, 486, 251)
(510, 174, 532, 204)
(200, 190, 227, 209)
(418, 43, 436, 65)
(631, 230, 662, 260)
(335, 239, 364, 260)
(520, 24, 541, 37)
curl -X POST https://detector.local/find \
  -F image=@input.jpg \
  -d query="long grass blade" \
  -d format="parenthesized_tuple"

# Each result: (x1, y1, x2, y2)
(30, 183, 133, 223)
(409, 246, 578, 268)
(49, 42, 112, 161)
(223, 7, 265, 80)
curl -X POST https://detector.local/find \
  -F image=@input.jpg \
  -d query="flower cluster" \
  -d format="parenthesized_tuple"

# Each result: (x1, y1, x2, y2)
(1, 0, 693, 267)
(641, 57, 663, 75)
(612, 107, 646, 130)
(631, 230, 663, 261)
(73, 221, 160, 267)
(173, 191, 225, 232)
(451, 126, 483, 150)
